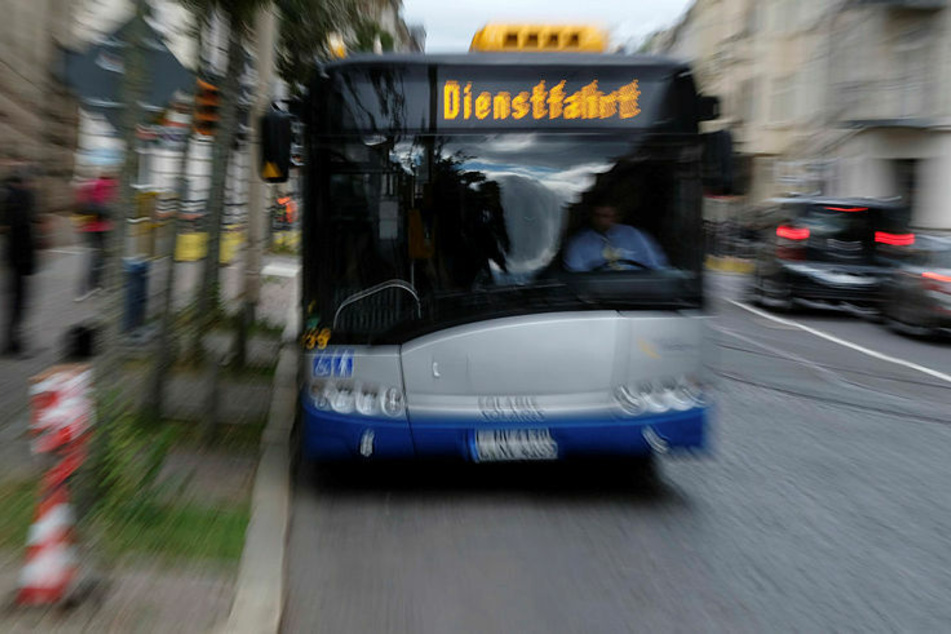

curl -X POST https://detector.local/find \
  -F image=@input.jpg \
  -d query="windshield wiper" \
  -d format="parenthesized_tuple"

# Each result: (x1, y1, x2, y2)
(333, 279, 422, 329)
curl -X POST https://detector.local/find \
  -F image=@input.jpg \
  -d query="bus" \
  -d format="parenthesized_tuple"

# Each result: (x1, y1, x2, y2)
(294, 29, 725, 471)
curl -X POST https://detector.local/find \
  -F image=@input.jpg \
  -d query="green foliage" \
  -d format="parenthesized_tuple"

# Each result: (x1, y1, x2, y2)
(352, 17, 395, 53)
(98, 500, 250, 564)
(0, 480, 37, 549)
(98, 408, 177, 520)
(275, 0, 360, 93)
(275, 1, 402, 92)
(162, 418, 267, 452)
(0, 478, 249, 564)
(178, 0, 271, 35)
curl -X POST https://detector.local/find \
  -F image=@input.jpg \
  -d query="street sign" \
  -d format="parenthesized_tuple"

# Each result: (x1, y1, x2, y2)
(63, 20, 194, 131)
(262, 162, 282, 180)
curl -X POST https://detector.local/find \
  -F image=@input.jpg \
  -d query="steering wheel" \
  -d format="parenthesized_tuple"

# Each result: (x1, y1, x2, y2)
(593, 258, 651, 271)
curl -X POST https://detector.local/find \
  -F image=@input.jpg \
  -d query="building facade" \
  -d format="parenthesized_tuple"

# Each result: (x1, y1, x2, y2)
(649, 0, 951, 231)
(0, 0, 80, 214)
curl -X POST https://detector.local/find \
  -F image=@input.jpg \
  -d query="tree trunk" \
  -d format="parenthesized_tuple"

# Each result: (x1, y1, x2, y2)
(196, 12, 244, 322)
(193, 12, 245, 434)
(100, 3, 148, 373)
(77, 0, 148, 521)
(234, 6, 277, 370)
(144, 136, 192, 423)
(144, 7, 209, 422)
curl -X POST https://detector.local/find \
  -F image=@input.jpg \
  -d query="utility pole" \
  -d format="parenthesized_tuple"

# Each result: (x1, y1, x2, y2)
(234, 5, 276, 368)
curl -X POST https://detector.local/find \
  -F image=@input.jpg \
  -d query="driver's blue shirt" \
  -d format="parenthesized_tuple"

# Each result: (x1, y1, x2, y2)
(564, 225, 669, 272)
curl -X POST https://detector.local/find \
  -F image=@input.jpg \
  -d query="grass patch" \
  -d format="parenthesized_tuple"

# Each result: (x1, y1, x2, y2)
(247, 319, 285, 340)
(0, 480, 249, 564)
(0, 480, 37, 549)
(268, 244, 299, 256)
(96, 500, 250, 564)
(162, 419, 267, 452)
(223, 361, 278, 381)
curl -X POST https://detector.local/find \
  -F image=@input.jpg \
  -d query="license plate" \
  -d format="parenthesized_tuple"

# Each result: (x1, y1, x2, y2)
(474, 429, 558, 462)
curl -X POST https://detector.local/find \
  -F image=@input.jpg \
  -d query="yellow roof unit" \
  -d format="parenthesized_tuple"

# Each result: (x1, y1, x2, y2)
(470, 24, 608, 53)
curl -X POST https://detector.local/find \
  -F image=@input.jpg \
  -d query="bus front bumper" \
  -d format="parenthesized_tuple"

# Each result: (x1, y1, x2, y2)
(300, 398, 709, 463)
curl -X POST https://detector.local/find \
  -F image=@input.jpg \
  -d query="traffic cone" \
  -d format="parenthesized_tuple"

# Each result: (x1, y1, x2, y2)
(16, 487, 78, 606)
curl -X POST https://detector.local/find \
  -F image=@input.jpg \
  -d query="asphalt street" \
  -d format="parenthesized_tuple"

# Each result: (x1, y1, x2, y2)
(284, 272, 951, 633)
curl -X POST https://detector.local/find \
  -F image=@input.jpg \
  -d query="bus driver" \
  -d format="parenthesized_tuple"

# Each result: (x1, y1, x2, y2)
(563, 203, 669, 272)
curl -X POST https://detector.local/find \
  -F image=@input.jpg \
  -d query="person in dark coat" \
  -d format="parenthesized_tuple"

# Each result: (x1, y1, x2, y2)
(1, 171, 37, 356)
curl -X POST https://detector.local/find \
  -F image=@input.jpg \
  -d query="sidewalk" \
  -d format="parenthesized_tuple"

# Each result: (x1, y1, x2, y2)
(0, 240, 300, 632)
(0, 246, 297, 447)
(0, 552, 236, 634)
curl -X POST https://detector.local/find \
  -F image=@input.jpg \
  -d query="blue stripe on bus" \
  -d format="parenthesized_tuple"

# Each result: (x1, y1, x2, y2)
(300, 393, 708, 462)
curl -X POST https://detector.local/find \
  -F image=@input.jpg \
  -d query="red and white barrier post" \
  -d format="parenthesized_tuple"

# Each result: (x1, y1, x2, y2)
(16, 365, 94, 606)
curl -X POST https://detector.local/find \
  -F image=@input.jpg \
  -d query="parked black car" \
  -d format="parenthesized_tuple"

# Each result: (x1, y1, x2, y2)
(882, 236, 951, 337)
(749, 197, 914, 315)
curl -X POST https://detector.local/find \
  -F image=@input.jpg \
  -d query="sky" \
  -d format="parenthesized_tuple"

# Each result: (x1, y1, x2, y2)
(402, 0, 693, 53)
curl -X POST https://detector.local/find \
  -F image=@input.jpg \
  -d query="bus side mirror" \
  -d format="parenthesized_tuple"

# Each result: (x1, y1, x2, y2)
(260, 108, 293, 183)
(701, 129, 739, 195)
(698, 96, 719, 122)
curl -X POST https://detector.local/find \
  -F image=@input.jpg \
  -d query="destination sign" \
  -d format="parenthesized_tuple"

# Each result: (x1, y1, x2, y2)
(318, 64, 680, 133)
(442, 79, 641, 123)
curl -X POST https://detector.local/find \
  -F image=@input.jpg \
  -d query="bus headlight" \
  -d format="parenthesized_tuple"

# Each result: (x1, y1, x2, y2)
(614, 386, 645, 415)
(311, 381, 406, 418)
(663, 379, 694, 411)
(311, 381, 332, 410)
(641, 382, 671, 413)
(678, 375, 707, 406)
(330, 386, 356, 414)
(381, 388, 405, 417)
(615, 377, 706, 416)
(355, 386, 379, 416)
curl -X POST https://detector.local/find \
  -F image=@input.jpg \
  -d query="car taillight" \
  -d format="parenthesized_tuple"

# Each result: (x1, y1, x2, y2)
(777, 225, 809, 240)
(922, 271, 951, 283)
(922, 271, 951, 295)
(875, 231, 915, 246)
(776, 225, 808, 260)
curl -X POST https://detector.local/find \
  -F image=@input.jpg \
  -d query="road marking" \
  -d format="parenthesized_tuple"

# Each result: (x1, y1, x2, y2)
(727, 299, 951, 385)
(261, 262, 300, 278)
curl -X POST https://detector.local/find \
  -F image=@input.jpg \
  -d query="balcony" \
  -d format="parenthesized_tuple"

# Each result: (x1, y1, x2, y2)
(832, 78, 938, 128)
(855, 0, 945, 9)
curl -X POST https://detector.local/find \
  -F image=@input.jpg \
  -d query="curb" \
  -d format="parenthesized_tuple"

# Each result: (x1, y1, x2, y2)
(705, 256, 755, 275)
(222, 288, 299, 634)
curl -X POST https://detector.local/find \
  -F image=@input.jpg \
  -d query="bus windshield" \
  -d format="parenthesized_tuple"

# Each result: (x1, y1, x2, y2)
(309, 132, 702, 344)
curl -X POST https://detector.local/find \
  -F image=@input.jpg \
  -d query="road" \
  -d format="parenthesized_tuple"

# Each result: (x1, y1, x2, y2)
(283, 272, 951, 633)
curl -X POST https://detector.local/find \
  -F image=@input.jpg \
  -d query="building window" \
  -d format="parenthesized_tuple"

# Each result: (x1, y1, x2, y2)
(737, 79, 754, 123)
(893, 159, 917, 210)
(770, 75, 793, 123)
(773, 0, 797, 34)
(896, 27, 932, 119)
(745, 4, 761, 36)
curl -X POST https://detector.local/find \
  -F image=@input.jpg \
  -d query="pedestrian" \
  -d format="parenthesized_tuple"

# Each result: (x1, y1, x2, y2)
(75, 171, 115, 301)
(1, 168, 38, 356)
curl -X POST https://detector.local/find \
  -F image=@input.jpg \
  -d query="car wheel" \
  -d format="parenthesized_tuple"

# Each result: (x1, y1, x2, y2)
(749, 269, 765, 305)
(884, 296, 931, 338)
(761, 274, 794, 312)
(883, 295, 904, 333)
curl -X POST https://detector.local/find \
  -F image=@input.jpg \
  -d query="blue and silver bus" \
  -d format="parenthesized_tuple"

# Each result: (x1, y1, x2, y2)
(296, 37, 722, 472)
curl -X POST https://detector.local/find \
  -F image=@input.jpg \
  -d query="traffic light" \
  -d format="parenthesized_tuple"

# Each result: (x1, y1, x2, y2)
(260, 107, 292, 183)
(194, 79, 220, 137)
